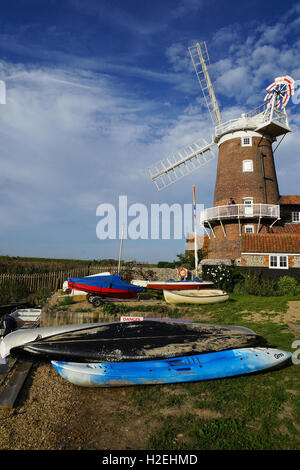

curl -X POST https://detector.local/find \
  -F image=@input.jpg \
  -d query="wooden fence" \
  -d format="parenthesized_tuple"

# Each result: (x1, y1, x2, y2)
(0, 266, 119, 292)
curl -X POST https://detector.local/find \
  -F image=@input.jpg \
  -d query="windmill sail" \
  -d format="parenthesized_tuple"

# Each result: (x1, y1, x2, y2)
(188, 42, 222, 126)
(148, 138, 216, 191)
(148, 41, 221, 190)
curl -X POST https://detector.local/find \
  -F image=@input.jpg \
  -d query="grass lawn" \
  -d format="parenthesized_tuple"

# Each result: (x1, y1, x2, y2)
(121, 293, 300, 450)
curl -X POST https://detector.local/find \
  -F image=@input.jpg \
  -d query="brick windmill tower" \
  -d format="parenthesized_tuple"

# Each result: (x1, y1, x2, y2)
(148, 42, 299, 274)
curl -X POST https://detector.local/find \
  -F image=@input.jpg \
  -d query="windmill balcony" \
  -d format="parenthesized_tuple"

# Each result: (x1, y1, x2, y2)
(202, 203, 280, 226)
(214, 103, 290, 142)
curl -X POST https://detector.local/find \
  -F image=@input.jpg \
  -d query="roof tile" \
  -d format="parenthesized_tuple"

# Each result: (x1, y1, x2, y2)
(279, 195, 300, 205)
(242, 233, 300, 253)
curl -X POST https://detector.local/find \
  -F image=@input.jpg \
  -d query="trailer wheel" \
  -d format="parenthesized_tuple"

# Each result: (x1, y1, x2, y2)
(92, 296, 103, 307)
(87, 293, 95, 303)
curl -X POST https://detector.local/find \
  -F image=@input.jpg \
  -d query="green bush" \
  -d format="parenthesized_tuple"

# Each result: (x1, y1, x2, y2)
(27, 287, 52, 305)
(102, 302, 120, 315)
(239, 271, 278, 296)
(0, 281, 30, 304)
(278, 276, 300, 296)
(157, 261, 176, 268)
(205, 264, 241, 292)
(60, 295, 74, 305)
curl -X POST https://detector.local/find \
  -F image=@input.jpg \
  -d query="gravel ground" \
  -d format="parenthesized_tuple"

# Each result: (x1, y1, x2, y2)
(0, 362, 153, 450)
(1, 301, 298, 451)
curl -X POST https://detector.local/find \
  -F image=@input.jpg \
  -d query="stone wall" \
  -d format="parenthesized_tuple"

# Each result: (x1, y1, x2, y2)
(130, 267, 179, 280)
(201, 258, 241, 266)
(293, 256, 300, 268)
(241, 254, 266, 267)
(90, 266, 200, 281)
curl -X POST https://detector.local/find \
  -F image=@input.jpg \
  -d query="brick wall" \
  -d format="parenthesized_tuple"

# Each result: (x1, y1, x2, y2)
(207, 224, 241, 259)
(214, 136, 279, 206)
(206, 134, 281, 261)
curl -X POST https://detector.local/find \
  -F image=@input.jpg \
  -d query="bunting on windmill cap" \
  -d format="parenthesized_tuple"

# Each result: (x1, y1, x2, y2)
(264, 75, 295, 110)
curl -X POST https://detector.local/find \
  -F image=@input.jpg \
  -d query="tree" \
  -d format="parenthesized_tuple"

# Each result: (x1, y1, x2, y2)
(175, 248, 209, 270)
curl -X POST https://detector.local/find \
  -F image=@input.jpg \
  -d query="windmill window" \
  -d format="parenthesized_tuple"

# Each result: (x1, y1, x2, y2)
(244, 225, 254, 233)
(292, 211, 300, 223)
(243, 160, 253, 172)
(241, 137, 252, 147)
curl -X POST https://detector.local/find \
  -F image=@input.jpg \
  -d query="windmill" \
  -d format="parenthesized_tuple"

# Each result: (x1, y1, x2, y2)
(147, 41, 296, 264)
(147, 42, 295, 192)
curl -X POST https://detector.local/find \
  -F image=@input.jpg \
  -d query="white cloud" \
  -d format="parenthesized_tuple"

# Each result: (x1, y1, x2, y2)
(1, 2, 300, 260)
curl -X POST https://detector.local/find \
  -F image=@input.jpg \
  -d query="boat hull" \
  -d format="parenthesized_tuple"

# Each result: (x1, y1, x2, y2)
(163, 289, 229, 304)
(51, 348, 292, 387)
(0, 319, 189, 358)
(67, 281, 139, 299)
(9, 320, 267, 363)
(67, 274, 142, 299)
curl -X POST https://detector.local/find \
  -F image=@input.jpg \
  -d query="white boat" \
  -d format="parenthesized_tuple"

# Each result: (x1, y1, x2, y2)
(163, 289, 229, 305)
(131, 279, 149, 288)
(0, 307, 42, 340)
(9, 308, 41, 326)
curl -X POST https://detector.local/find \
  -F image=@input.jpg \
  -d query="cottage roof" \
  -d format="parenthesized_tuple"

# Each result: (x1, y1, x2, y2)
(279, 195, 300, 205)
(272, 224, 300, 234)
(242, 233, 300, 254)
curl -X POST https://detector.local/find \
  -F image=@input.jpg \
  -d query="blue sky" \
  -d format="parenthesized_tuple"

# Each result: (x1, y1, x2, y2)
(0, 0, 300, 262)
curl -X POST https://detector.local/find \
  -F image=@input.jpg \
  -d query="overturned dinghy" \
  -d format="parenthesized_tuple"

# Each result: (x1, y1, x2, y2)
(5, 320, 267, 363)
(51, 347, 292, 388)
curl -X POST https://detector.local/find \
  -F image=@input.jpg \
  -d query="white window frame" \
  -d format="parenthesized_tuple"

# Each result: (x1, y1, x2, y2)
(292, 211, 300, 223)
(241, 136, 252, 147)
(244, 225, 254, 233)
(243, 160, 253, 172)
(269, 254, 289, 269)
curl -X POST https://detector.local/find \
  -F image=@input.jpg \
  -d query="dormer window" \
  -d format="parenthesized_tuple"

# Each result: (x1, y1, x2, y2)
(241, 136, 252, 147)
(244, 225, 254, 233)
(292, 211, 300, 223)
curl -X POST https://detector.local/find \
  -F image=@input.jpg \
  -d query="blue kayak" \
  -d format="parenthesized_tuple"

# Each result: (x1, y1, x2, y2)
(51, 347, 292, 388)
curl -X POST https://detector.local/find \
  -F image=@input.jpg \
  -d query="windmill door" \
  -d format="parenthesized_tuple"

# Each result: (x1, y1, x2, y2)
(244, 199, 253, 217)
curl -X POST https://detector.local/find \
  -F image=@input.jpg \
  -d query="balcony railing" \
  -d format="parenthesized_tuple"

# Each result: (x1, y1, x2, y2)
(202, 204, 280, 224)
(214, 104, 290, 141)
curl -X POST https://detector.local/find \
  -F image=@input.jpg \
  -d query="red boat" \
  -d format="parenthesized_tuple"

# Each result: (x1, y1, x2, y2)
(136, 279, 214, 291)
(68, 274, 143, 300)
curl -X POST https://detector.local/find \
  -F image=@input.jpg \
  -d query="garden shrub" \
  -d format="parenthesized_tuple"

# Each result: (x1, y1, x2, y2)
(240, 271, 278, 296)
(0, 281, 30, 304)
(27, 287, 52, 305)
(102, 302, 120, 315)
(59, 295, 74, 305)
(278, 276, 300, 296)
(205, 264, 238, 292)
